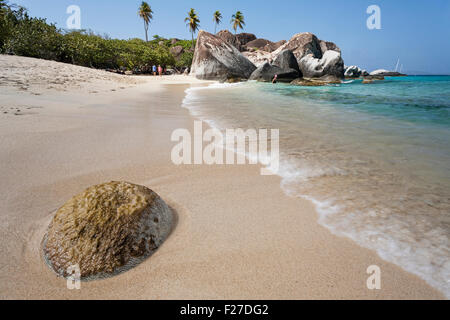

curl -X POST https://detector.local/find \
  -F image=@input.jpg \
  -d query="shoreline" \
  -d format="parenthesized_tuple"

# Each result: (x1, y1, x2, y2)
(0, 55, 445, 299)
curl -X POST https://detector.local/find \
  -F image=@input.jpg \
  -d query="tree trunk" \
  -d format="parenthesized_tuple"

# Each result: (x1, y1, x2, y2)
(144, 21, 148, 42)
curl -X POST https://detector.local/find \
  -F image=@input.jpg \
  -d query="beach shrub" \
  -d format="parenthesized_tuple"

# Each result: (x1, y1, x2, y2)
(175, 50, 194, 68)
(0, 1, 193, 71)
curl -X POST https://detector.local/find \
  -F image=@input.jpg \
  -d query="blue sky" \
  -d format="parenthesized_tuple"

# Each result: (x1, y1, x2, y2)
(13, 0, 450, 74)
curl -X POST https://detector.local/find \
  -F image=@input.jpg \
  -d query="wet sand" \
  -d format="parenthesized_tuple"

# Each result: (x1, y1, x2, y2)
(0, 55, 444, 299)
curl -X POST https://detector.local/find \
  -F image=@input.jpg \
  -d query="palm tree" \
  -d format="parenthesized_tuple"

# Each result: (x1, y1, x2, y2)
(230, 11, 245, 35)
(185, 8, 200, 49)
(138, 1, 153, 42)
(213, 10, 222, 34)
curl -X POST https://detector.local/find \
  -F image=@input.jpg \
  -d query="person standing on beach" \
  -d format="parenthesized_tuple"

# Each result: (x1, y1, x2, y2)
(158, 65, 162, 77)
(152, 65, 157, 76)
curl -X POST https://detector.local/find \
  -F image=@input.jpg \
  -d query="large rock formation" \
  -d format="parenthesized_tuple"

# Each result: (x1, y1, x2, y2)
(272, 33, 344, 79)
(42, 181, 173, 279)
(272, 49, 301, 74)
(249, 62, 299, 82)
(273, 32, 324, 61)
(190, 30, 256, 81)
(235, 33, 257, 46)
(298, 50, 344, 79)
(242, 50, 273, 67)
(320, 40, 341, 54)
(243, 32, 344, 80)
(216, 30, 241, 50)
(262, 40, 287, 53)
(245, 38, 272, 50)
(249, 49, 301, 82)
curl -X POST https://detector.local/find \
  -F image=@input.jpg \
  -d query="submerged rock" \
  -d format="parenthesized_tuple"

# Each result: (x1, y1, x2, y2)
(190, 30, 256, 81)
(43, 181, 173, 279)
(290, 75, 341, 86)
(362, 75, 385, 83)
(290, 78, 341, 87)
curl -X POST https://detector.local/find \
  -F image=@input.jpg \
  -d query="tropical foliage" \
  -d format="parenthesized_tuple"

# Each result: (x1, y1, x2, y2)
(185, 8, 200, 48)
(0, 1, 194, 72)
(231, 11, 245, 34)
(213, 10, 222, 34)
(138, 1, 153, 42)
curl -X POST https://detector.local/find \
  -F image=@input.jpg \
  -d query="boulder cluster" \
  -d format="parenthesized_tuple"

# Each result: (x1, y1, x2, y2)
(190, 30, 345, 85)
(190, 30, 406, 85)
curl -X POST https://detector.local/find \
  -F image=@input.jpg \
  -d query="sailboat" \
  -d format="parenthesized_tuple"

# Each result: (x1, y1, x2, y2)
(394, 58, 400, 72)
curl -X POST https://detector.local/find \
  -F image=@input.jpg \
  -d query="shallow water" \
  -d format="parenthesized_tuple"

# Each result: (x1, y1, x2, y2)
(182, 76, 450, 297)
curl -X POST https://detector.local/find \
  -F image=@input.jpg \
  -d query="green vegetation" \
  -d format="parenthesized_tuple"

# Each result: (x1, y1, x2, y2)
(0, 1, 194, 72)
(213, 10, 222, 34)
(231, 11, 245, 34)
(138, 1, 153, 42)
(185, 8, 200, 49)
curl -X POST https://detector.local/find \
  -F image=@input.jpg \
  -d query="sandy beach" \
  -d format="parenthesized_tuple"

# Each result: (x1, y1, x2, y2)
(0, 55, 444, 299)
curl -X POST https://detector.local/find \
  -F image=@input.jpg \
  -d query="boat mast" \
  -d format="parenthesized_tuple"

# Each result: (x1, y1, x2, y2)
(394, 58, 400, 72)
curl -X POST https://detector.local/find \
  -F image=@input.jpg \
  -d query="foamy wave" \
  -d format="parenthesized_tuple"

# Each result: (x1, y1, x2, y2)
(181, 81, 450, 298)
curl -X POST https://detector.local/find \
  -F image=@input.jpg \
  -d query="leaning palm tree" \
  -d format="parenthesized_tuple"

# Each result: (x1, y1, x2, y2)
(185, 8, 200, 49)
(138, 1, 153, 42)
(231, 11, 245, 35)
(213, 10, 222, 34)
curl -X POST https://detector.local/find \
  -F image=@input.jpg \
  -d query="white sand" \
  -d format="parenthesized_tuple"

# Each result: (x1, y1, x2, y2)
(0, 55, 444, 299)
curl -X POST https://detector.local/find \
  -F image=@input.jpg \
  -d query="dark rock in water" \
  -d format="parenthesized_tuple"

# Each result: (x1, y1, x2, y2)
(272, 49, 301, 75)
(190, 30, 256, 81)
(298, 51, 344, 79)
(364, 75, 385, 80)
(290, 76, 341, 86)
(236, 33, 257, 46)
(42, 181, 173, 279)
(249, 62, 299, 83)
(344, 65, 363, 78)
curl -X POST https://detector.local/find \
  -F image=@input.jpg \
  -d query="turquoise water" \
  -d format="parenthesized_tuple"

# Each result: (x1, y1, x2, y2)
(183, 76, 450, 297)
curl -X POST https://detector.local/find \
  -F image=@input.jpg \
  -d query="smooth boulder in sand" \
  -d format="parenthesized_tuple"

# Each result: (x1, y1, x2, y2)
(42, 181, 173, 279)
